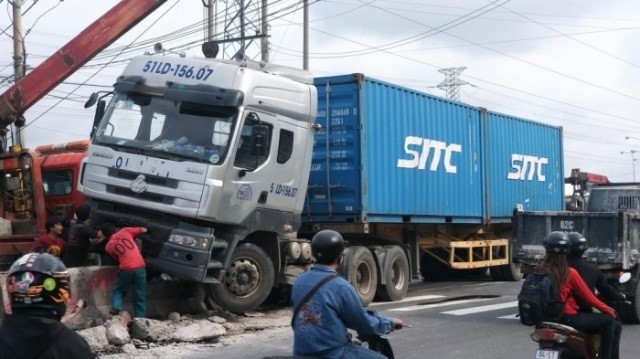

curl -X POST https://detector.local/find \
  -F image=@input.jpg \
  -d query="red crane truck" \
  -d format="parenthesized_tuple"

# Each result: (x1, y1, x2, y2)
(0, 0, 168, 267)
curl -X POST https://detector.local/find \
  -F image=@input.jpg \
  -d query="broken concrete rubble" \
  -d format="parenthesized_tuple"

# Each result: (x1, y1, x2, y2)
(78, 308, 292, 355)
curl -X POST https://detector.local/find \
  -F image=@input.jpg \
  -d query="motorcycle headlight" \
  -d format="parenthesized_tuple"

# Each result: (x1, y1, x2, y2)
(168, 234, 209, 250)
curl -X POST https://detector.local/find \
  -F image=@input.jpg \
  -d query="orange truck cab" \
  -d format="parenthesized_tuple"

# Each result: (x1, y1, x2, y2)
(0, 141, 87, 267)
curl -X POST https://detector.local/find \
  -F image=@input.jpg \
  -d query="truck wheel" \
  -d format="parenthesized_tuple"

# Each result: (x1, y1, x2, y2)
(375, 246, 409, 302)
(498, 261, 523, 281)
(206, 243, 275, 313)
(347, 246, 378, 306)
(627, 282, 640, 324)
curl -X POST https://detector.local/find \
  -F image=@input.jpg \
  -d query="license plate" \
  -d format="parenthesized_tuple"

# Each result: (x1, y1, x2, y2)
(135, 238, 142, 251)
(535, 349, 559, 359)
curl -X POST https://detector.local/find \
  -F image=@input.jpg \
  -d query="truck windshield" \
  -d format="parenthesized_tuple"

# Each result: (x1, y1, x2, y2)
(93, 93, 237, 164)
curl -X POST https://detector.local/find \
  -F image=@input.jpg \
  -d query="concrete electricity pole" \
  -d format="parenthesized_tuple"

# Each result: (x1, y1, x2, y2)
(437, 67, 469, 102)
(11, 0, 26, 148)
(261, 0, 269, 62)
(303, 0, 309, 70)
(206, 0, 216, 42)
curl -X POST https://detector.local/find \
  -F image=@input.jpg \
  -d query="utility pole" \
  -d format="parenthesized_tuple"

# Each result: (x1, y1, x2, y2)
(207, 0, 216, 41)
(261, 0, 268, 62)
(437, 67, 469, 102)
(303, 0, 309, 70)
(11, 0, 26, 148)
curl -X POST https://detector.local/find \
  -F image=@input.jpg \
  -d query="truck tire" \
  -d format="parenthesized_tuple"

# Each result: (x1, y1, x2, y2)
(206, 243, 275, 313)
(498, 261, 523, 281)
(375, 246, 409, 302)
(626, 282, 640, 324)
(347, 246, 378, 306)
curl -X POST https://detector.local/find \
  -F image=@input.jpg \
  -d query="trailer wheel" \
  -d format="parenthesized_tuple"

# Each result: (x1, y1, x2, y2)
(375, 246, 409, 302)
(347, 246, 378, 306)
(206, 243, 275, 313)
(498, 261, 523, 281)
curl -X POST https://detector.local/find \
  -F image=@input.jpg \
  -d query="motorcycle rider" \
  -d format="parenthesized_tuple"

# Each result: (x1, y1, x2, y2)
(567, 231, 626, 312)
(0, 252, 96, 358)
(539, 231, 621, 359)
(291, 230, 403, 358)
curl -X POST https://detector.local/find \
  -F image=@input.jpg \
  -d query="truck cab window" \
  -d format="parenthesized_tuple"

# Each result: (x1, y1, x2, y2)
(234, 116, 272, 170)
(277, 129, 294, 164)
(94, 93, 237, 165)
(42, 170, 73, 197)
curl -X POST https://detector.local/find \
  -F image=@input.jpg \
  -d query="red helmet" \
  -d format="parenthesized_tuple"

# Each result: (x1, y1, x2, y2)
(6, 252, 70, 319)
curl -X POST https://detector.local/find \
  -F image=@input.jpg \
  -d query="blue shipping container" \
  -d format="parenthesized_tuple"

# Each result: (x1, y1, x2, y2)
(304, 74, 564, 224)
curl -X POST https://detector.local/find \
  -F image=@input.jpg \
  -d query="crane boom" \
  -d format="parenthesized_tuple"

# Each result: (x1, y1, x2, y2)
(0, 0, 168, 130)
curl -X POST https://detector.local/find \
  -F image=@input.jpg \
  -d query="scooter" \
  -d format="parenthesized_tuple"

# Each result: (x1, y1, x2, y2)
(530, 272, 631, 359)
(262, 331, 399, 359)
(531, 321, 598, 359)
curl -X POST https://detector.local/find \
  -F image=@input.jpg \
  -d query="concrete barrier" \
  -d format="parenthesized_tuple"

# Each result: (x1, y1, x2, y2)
(1, 266, 208, 328)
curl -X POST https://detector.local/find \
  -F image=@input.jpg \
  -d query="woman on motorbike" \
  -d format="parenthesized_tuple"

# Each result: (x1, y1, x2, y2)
(539, 231, 622, 359)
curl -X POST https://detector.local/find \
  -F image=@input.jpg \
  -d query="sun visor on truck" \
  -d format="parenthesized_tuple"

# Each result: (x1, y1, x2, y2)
(164, 83, 244, 107)
(113, 75, 146, 93)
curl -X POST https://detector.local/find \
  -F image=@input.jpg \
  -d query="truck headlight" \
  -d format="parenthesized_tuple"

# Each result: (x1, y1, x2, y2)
(168, 234, 209, 250)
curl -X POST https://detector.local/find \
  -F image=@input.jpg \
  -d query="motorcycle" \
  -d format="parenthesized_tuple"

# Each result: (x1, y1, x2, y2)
(262, 331, 398, 359)
(531, 321, 598, 359)
(530, 272, 631, 359)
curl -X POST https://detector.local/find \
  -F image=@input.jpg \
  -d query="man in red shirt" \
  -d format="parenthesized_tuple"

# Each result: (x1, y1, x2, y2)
(32, 217, 66, 257)
(102, 222, 147, 318)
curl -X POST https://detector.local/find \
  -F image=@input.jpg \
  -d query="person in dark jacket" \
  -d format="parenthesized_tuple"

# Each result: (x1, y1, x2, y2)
(63, 204, 104, 267)
(0, 252, 95, 359)
(567, 231, 626, 312)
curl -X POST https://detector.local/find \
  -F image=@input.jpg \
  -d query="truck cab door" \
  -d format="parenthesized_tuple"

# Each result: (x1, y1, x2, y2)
(218, 110, 308, 226)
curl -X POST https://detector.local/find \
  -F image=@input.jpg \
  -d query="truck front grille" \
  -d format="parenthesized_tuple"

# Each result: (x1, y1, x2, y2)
(108, 168, 179, 188)
(106, 185, 174, 205)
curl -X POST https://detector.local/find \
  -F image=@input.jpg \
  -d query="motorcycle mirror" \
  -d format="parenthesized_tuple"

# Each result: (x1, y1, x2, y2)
(619, 272, 631, 284)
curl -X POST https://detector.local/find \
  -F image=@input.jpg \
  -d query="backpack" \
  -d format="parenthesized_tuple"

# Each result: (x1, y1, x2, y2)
(517, 271, 564, 326)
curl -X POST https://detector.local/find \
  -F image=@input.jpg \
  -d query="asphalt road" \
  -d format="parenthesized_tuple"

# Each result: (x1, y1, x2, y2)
(101, 276, 640, 358)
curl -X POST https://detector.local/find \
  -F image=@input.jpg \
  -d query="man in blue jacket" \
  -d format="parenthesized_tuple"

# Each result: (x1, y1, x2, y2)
(291, 230, 403, 358)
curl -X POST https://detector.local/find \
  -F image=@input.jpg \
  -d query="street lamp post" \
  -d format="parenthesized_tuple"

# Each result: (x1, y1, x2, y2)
(621, 150, 637, 182)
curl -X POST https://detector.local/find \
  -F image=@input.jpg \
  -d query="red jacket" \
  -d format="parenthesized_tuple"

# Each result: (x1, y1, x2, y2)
(32, 234, 66, 257)
(105, 227, 145, 270)
(560, 267, 614, 316)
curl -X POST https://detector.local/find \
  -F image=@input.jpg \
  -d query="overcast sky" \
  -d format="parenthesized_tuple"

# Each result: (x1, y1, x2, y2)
(2, 0, 640, 182)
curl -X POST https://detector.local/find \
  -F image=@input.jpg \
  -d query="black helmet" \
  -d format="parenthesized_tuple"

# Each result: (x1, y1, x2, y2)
(311, 230, 345, 264)
(543, 231, 571, 255)
(567, 231, 588, 255)
(6, 252, 70, 319)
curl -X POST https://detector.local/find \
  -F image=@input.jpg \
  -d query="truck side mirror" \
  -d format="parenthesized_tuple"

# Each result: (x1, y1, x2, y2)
(90, 100, 106, 138)
(250, 125, 269, 157)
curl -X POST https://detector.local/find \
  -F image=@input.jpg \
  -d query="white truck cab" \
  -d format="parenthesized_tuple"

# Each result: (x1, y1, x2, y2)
(80, 54, 317, 312)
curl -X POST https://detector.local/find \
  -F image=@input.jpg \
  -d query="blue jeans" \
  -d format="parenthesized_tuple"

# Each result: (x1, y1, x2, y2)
(113, 268, 146, 318)
(562, 312, 621, 359)
(340, 343, 387, 359)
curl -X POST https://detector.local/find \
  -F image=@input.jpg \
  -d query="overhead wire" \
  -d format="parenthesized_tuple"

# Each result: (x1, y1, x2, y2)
(17, 0, 182, 134)
(353, 0, 640, 103)
(500, 4, 640, 70)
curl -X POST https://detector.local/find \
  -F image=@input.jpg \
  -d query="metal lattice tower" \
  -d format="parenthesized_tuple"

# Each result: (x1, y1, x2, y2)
(219, 0, 266, 60)
(437, 67, 469, 102)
